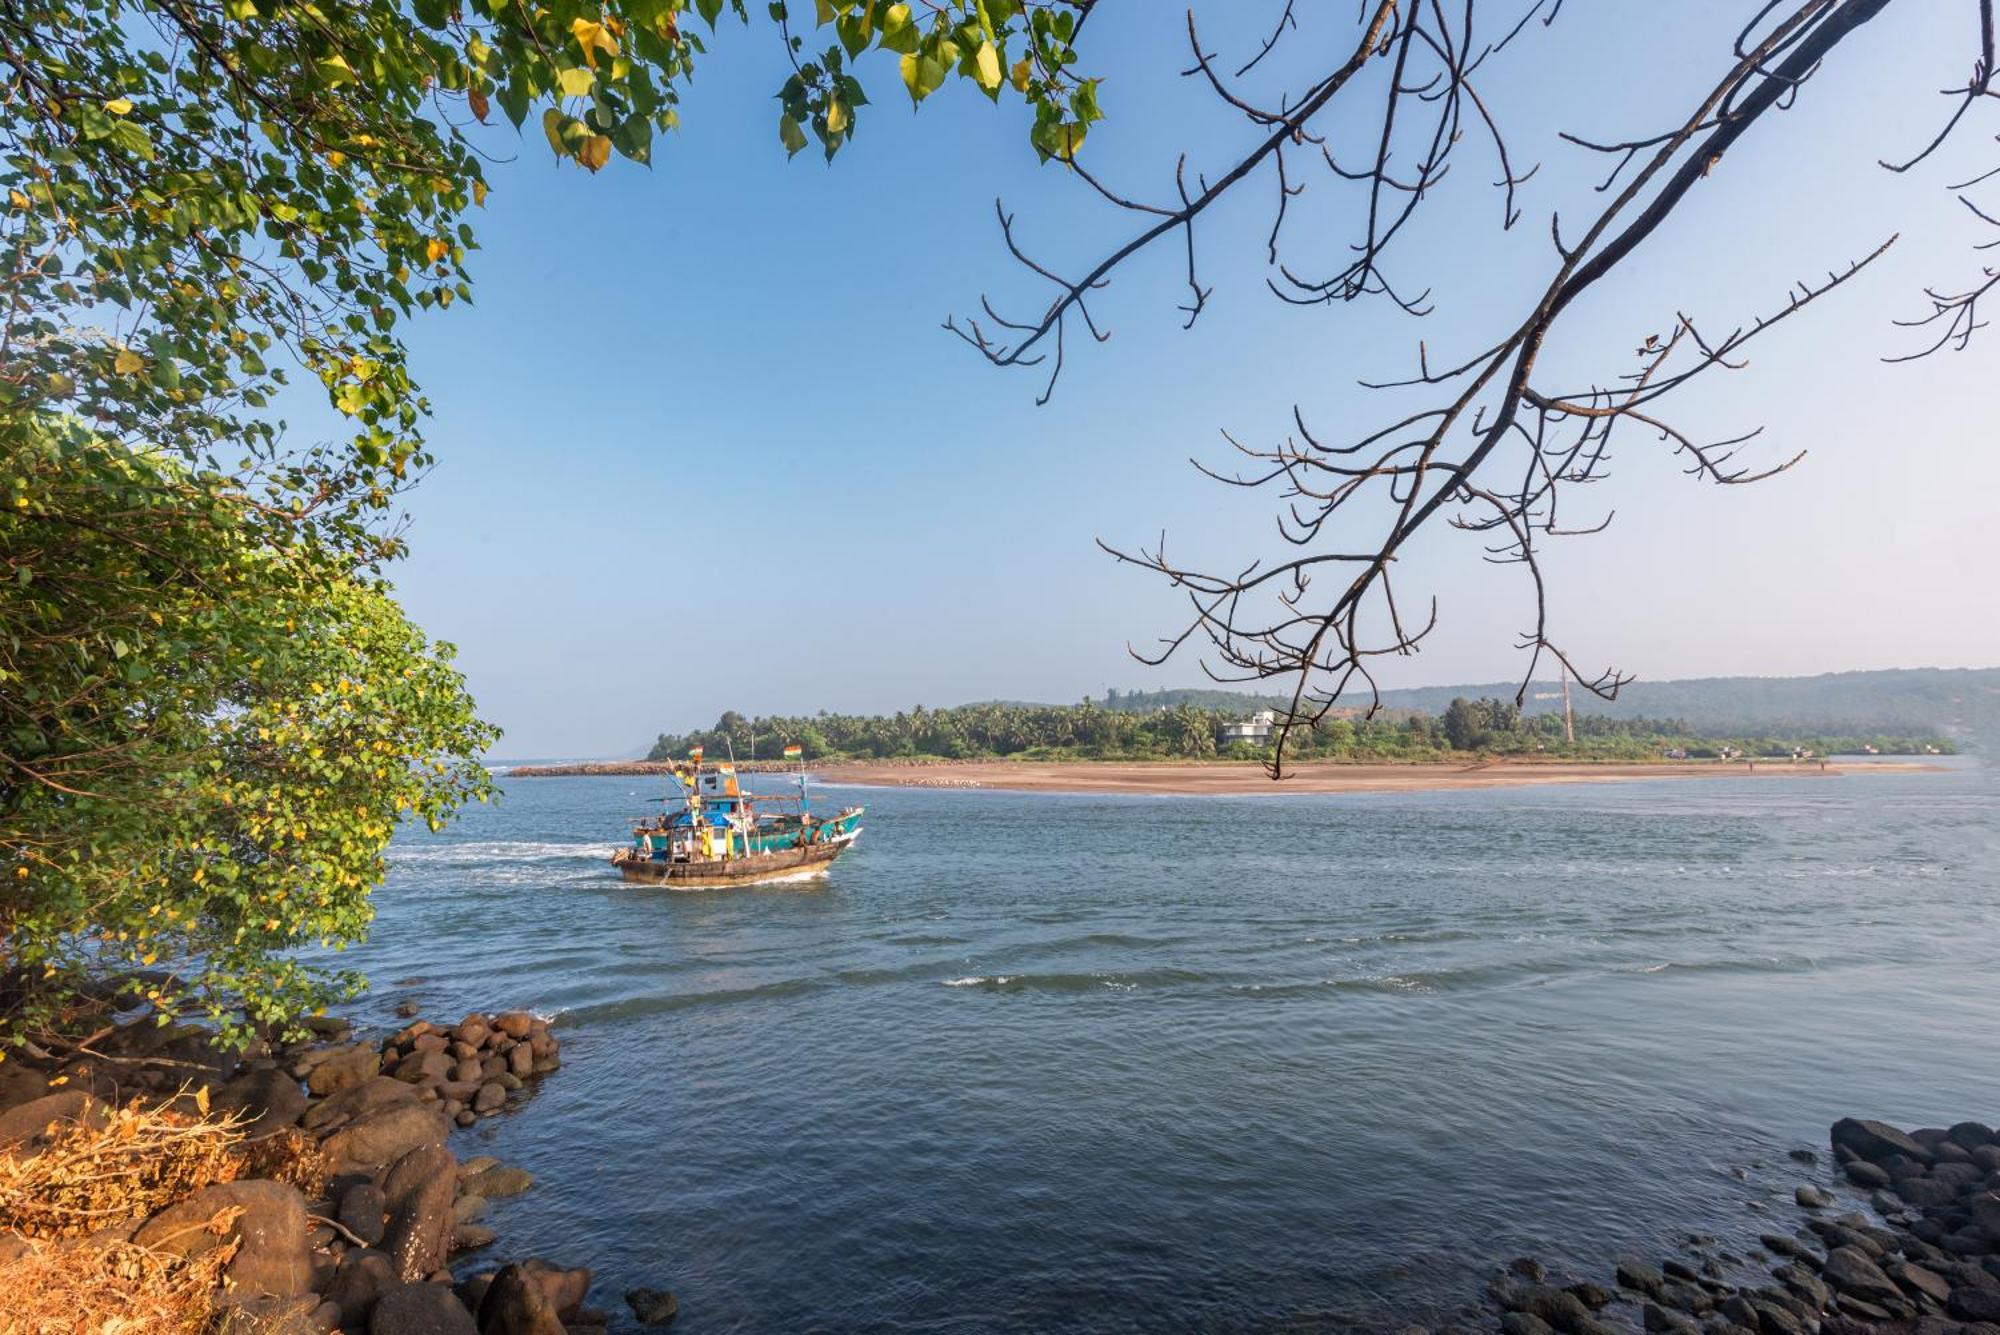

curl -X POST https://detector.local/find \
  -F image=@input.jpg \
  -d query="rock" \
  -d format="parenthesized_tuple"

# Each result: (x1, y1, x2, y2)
(1834, 1119, 1936, 1167)
(1973, 1192, 2000, 1243)
(411, 1033, 450, 1055)
(453, 1224, 497, 1251)
(518, 1260, 591, 1320)
(455, 1110, 477, 1128)
(1566, 1281, 1612, 1310)
(1949, 1286, 2000, 1322)
(134, 1179, 312, 1299)
(493, 1012, 534, 1040)
(327, 1249, 401, 1326)
(453, 1195, 487, 1225)
(1762, 1234, 1824, 1266)
(1973, 1146, 2000, 1174)
(452, 1060, 483, 1085)
(1846, 1160, 1892, 1189)
(1617, 1259, 1666, 1294)
(1905, 1176, 1970, 1209)
(1642, 1304, 1699, 1334)
(1513, 1284, 1592, 1330)
(214, 1295, 322, 1335)
(1891, 1260, 1953, 1303)
(1500, 1316, 1554, 1335)
(1797, 1184, 1835, 1210)
(369, 1282, 477, 1335)
(396, 1001, 420, 1018)
(1775, 1263, 1830, 1308)
(461, 1164, 533, 1199)
(459, 1156, 500, 1177)
(322, 1103, 451, 1175)
(381, 1144, 459, 1282)
(340, 1182, 388, 1247)
(306, 1043, 381, 1098)
(305, 1076, 420, 1133)
(215, 1067, 310, 1138)
(456, 1020, 491, 1048)
(0, 1091, 108, 1150)
(624, 1288, 679, 1326)
(477, 1263, 567, 1335)
(1935, 1161, 1987, 1190)
(1937, 1141, 1975, 1166)
(507, 1044, 535, 1079)
(390, 1050, 452, 1087)
(1654, 1281, 1713, 1314)
(1944, 1229, 1992, 1257)
(1789, 1148, 1818, 1164)
(1509, 1257, 1548, 1283)
(473, 1082, 506, 1114)
(1823, 1244, 1903, 1306)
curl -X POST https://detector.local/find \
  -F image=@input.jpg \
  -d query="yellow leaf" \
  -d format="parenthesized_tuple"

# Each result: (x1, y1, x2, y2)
(194, 1085, 210, 1115)
(472, 179, 488, 206)
(577, 134, 611, 172)
(113, 348, 143, 375)
(558, 65, 595, 97)
(825, 99, 849, 136)
(973, 40, 1001, 93)
(104, 96, 134, 115)
(8, 189, 28, 209)
(425, 237, 449, 264)
(1010, 57, 1031, 94)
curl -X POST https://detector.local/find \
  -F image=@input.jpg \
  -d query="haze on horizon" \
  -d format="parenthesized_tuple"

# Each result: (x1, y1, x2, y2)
(318, 3, 1998, 759)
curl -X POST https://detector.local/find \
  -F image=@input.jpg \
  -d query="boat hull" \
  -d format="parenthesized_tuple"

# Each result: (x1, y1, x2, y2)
(611, 834, 856, 889)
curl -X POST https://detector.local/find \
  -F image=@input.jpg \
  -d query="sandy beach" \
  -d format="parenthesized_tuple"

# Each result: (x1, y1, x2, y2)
(804, 757, 1934, 795)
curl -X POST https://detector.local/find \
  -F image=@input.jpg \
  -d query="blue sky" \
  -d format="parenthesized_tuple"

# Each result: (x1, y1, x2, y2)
(317, 3, 2000, 757)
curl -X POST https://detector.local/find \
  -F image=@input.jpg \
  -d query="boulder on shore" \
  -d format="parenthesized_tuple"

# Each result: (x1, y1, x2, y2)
(370, 1281, 478, 1335)
(381, 1143, 459, 1282)
(133, 1179, 312, 1300)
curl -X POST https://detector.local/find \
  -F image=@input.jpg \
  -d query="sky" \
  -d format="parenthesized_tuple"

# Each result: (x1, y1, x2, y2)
(301, 2, 2000, 758)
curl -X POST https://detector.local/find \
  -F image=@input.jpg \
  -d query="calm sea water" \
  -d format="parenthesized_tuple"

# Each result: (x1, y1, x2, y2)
(351, 757, 2000, 1332)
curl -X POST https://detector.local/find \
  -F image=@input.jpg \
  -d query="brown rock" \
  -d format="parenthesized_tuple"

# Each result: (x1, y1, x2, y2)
(305, 1043, 381, 1098)
(215, 1067, 310, 1138)
(477, 1264, 566, 1335)
(381, 1144, 459, 1282)
(321, 1103, 450, 1175)
(134, 1179, 311, 1299)
(338, 1182, 388, 1248)
(493, 1012, 534, 1040)
(411, 1033, 450, 1055)
(369, 1281, 478, 1335)
(0, 1091, 108, 1151)
(460, 1164, 533, 1199)
(519, 1260, 591, 1320)
(452, 1223, 497, 1252)
(507, 1044, 534, 1079)
(304, 1075, 419, 1134)
(453, 1059, 484, 1085)
(390, 1050, 452, 1087)
(473, 1082, 506, 1114)
(456, 1020, 491, 1049)
(325, 1248, 400, 1327)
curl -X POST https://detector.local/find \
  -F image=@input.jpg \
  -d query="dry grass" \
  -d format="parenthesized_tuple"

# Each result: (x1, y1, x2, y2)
(232, 1124, 326, 1199)
(0, 1230, 236, 1335)
(0, 1094, 244, 1242)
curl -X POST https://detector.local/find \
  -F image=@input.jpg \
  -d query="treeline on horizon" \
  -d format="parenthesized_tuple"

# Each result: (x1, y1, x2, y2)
(645, 698, 1953, 765)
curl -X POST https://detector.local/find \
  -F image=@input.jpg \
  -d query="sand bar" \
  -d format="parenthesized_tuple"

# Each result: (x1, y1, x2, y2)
(803, 757, 1936, 796)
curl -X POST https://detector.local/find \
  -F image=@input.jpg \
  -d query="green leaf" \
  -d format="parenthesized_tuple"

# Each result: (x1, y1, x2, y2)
(778, 112, 807, 156)
(542, 107, 568, 157)
(899, 51, 945, 104)
(695, 0, 724, 25)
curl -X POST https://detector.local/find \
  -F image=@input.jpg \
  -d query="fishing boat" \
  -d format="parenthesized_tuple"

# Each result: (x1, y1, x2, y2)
(609, 746, 863, 888)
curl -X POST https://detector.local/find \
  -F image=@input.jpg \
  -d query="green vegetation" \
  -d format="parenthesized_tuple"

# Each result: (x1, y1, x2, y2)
(3, 0, 1083, 1045)
(647, 699, 1952, 765)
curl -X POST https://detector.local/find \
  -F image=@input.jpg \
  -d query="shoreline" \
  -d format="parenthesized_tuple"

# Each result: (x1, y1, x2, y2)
(503, 756, 1940, 795)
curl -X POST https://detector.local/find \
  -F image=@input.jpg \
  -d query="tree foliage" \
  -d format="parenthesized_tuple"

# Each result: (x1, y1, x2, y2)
(2, 430, 498, 1044)
(645, 699, 1948, 766)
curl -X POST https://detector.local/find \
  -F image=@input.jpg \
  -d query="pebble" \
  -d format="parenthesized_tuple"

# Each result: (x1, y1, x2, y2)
(1796, 1184, 1834, 1209)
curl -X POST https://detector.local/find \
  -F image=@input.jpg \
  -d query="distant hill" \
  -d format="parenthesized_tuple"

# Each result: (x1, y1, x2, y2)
(1098, 668, 2000, 736)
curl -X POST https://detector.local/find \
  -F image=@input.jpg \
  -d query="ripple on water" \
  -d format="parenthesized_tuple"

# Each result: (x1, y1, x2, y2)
(345, 761, 2000, 1332)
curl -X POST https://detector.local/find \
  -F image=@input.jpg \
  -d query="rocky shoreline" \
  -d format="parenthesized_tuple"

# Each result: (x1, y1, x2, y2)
(1475, 1116, 2000, 1335)
(0, 1007, 675, 1334)
(4, 1012, 1995, 1334)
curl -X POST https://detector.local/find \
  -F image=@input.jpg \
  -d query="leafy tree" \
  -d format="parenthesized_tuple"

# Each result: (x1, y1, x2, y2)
(2, 431, 496, 1046)
(1, 0, 1095, 1042)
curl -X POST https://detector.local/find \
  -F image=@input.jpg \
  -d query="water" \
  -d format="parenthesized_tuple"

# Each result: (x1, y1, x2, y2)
(353, 758, 2000, 1331)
